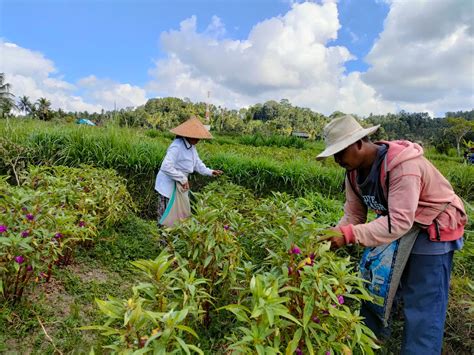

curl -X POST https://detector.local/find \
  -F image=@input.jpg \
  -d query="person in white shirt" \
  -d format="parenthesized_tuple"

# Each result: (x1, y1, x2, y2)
(155, 116, 223, 223)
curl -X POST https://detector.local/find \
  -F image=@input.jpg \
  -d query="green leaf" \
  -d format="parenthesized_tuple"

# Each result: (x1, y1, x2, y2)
(176, 325, 198, 339)
(174, 336, 191, 355)
(187, 345, 204, 355)
(302, 298, 314, 328)
(285, 328, 302, 355)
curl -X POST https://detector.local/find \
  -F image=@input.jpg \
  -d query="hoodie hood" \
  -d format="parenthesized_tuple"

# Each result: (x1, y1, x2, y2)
(377, 140, 424, 172)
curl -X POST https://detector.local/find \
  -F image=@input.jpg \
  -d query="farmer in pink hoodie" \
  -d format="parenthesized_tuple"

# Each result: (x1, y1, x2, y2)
(317, 115, 466, 354)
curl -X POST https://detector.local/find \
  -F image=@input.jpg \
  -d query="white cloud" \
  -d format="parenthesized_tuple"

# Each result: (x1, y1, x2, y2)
(148, 1, 395, 115)
(0, 41, 148, 112)
(363, 0, 474, 113)
(78, 75, 148, 109)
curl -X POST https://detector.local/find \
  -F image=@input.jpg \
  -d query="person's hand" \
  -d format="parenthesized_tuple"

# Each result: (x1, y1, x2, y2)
(180, 181, 190, 191)
(212, 170, 223, 176)
(329, 227, 346, 249)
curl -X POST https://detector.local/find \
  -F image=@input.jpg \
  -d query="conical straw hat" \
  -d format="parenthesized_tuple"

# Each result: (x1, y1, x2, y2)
(169, 116, 213, 139)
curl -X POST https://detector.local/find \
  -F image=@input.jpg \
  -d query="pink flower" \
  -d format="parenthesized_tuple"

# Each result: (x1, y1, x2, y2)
(326, 352, 330, 355)
(26, 265, 33, 271)
(295, 348, 303, 355)
(312, 316, 320, 323)
(54, 232, 63, 239)
(290, 246, 301, 254)
(78, 221, 86, 227)
(26, 214, 34, 221)
(223, 225, 230, 230)
(337, 295, 345, 305)
(309, 252, 316, 260)
(0, 225, 7, 233)
(21, 230, 30, 237)
(14, 256, 25, 264)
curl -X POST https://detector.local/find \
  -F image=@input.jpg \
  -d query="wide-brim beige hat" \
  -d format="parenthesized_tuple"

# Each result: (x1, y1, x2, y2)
(316, 114, 379, 160)
(170, 116, 213, 139)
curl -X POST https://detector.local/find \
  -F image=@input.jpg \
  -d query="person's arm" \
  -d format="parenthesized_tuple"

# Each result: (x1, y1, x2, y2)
(160, 144, 188, 185)
(337, 176, 368, 227)
(340, 173, 421, 247)
(194, 153, 214, 177)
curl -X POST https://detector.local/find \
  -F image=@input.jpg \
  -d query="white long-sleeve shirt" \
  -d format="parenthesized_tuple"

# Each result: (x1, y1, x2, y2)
(155, 138, 214, 198)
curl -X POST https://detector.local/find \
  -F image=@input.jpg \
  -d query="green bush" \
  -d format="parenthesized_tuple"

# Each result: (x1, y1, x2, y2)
(88, 182, 378, 353)
(0, 165, 134, 302)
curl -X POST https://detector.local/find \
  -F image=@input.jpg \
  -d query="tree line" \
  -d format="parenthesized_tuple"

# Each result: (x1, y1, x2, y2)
(1, 73, 473, 155)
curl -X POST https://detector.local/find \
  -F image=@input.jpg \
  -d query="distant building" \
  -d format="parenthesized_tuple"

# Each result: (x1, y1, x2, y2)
(292, 131, 310, 139)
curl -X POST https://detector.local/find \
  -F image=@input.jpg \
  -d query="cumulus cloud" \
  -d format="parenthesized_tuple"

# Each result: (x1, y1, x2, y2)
(77, 75, 148, 110)
(0, 41, 148, 112)
(148, 1, 395, 115)
(363, 0, 474, 113)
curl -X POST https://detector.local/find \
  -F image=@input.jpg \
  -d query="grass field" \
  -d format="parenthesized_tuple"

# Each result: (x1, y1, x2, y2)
(0, 119, 472, 354)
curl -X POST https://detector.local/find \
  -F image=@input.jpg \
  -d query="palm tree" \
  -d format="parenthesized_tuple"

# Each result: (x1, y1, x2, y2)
(0, 98, 14, 119)
(0, 73, 13, 99)
(0, 73, 16, 118)
(36, 97, 52, 120)
(18, 95, 32, 116)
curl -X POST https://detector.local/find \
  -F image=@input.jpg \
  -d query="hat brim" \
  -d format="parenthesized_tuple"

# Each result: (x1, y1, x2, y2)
(316, 125, 380, 160)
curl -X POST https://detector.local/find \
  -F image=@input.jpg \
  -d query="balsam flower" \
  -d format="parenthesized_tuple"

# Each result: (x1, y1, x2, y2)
(290, 246, 301, 254)
(337, 295, 345, 305)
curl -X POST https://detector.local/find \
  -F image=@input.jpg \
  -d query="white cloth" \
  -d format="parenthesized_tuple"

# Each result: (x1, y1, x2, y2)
(155, 138, 213, 198)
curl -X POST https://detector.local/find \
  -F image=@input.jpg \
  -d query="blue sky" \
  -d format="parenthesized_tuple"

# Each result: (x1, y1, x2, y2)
(1, 0, 472, 116)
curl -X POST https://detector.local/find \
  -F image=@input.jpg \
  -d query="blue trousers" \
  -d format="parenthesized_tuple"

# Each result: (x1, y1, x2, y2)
(361, 251, 454, 354)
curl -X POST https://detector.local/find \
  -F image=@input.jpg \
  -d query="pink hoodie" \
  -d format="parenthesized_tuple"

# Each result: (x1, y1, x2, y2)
(338, 140, 467, 247)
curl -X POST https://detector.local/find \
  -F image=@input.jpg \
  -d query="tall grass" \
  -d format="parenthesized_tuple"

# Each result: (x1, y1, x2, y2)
(0, 120, 344, 216)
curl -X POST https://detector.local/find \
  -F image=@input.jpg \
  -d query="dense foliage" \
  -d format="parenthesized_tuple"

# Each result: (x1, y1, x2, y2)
(0, 165, 134, 302)
(87, 182, 378, 354)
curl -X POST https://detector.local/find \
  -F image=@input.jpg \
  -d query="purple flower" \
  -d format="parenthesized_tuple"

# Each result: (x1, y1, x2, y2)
(309, 252, 315, 260)
(22, 207, 28, 212)
(54, 232, 63, 239)
(0, 225, 7, 233)
(26, 214, 34, 221)
(322, 309, 329, 315)
(290, 246, 301, 254)
(39, 272, 47, 278)
(14, 256, 25, 264)
(337, 295, 345, 305)
(326, 352, 331, 355)
(223, 225, 230, 230)
(78, 221, 86, 227)
(21, 230, 30, 237)
(26, 265, 33, 272)
(295, 348, 303, 355)
(312, 316, 320, 323)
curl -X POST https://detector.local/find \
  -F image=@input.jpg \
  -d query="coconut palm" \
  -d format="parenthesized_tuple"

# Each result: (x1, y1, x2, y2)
(0, 73, 13, 99)
(0, 73, 16, 118)
(18, 95, 33, 116)
(36, 97, 52, 120)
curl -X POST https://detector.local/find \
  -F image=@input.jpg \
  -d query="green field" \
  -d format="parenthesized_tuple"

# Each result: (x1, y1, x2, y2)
(1, 120, 473, 354)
